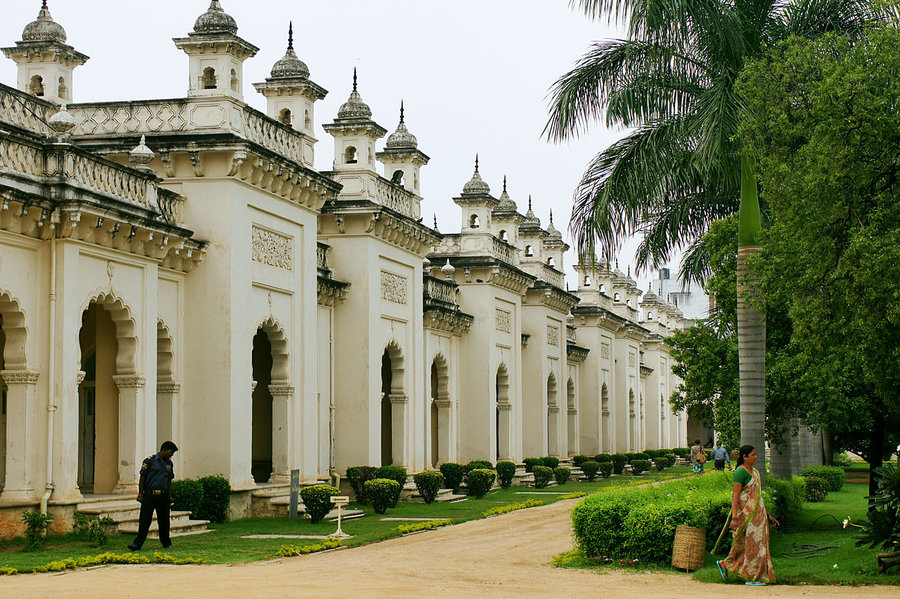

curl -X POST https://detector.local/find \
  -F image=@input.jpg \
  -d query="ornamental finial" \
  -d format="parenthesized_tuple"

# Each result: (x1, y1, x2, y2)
(42, 0, 48, 9)
(549, 209, 553, 224)
(503, 175, 507, 193)
(475, 154, 479, 172)
(288, 21, 293, 50)
(528, 195, 533, 211)
(400, 100, 405, 123)
(352, 67, 358, 92)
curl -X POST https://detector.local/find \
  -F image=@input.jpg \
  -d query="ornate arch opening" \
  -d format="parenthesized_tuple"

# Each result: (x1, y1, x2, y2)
(381, 340, 405, 466)
(0, 290, 28, 370)
(202, 67, 217, 89)
(600, 382, 610, 453)
(495, 363, 511, 461)
(0, 290, 30, 497)
(430, 353, 450, 467)
(252, 318, 290, 483)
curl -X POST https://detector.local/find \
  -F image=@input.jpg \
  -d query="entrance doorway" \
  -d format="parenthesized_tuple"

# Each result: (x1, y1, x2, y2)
(251, 329, 273, 483)
(381, 349, 393, 466)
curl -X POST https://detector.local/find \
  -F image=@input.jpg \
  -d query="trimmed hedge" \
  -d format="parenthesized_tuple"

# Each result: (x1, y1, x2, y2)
(625, 452, 650, 463)
(375, 465, 408, 487)
(533, 465, 554, 489)
(466, 469, 496, 499)
(593, 454, 613, 463)
(171, 478, 203, 518)
(804, 476, 829, 502)
(598, 462, 613, 478)
(496, 461, 517, 488)
(346, 466, 377, 504)
(652, 458, 669, 471)
(197, 475, 231, 523)
(554, 466, 571, 485)
(465, 460, 494, 473)
(581, 460, 600, 482)
(413, 471, 445, 504)
(611, 454, 628, 475)
(300, 484, 340, 523)
(572, 455, 589, 467)
(439, 463, 465, 493)
(572, 475, 732, 562)
(541, 456, 560, 469)
(630, 459, 651, 474)
(764, 476, 805, 522)
(364, 478, 402, 514)
(523, 458, 543, 473)
(802, 466, 844, 492)
(671, 447, 691, 458)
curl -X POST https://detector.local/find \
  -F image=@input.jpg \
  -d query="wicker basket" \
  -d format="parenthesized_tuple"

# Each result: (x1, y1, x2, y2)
(672, 525, 706, 571)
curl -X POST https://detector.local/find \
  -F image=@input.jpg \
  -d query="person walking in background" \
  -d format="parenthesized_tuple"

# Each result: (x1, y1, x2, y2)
(128, 441, 178, 551)
(713, 442, 731, 471)
(690, 439, 706, 473)
(717, 445, 779, 586)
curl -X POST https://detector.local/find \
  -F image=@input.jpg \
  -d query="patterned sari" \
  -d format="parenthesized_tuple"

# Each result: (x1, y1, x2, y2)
(721, 467, 775, 583)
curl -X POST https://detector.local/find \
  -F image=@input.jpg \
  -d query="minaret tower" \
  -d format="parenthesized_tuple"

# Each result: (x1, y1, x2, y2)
(543, 210, 569, 271)
(253, 22, 327, 167)
(453, 156, 498, 233)
(376, 102, 430, 195)
(323, 70, 386, 173)
(491, 175, 524, 245)
(2, 1, 89, 104)
(173, 1, 259, 101)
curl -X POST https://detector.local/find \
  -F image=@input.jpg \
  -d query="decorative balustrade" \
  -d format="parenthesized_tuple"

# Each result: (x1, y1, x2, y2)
(567, 324, 577, 343)
(242, 108, 305, 165)
(0, 84, 53, 136)
(157, 189, 184, 223)
(491, 237, 515, 264)
(539, 263, 565, 289)
(424, 275, 458, 307)
(374, 176, 419, 220)
(316, 242, 329, 273)
(71, 152, 151, 208)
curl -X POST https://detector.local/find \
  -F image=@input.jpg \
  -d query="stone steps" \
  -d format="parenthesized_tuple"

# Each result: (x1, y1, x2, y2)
(76, 495, 211, 539)
(408, 487, 467, 503)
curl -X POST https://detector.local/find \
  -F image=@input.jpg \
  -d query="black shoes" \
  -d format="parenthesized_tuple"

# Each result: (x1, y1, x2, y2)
(127, 544, 140, 551)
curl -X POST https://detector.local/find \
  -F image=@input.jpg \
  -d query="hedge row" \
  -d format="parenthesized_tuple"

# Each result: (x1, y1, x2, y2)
(170, 475, 231, 522)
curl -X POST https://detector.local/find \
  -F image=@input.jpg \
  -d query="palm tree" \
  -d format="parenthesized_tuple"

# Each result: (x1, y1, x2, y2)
(546, 0, 899, 486)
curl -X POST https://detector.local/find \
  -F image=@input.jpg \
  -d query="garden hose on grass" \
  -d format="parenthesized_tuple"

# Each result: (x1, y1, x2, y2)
(808, 513, 842, 531)
(781, 542, 839, 559)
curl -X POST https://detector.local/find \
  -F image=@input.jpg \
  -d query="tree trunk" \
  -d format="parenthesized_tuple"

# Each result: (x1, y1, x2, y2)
(869, 408, 885, 503)
(769, 421, 793, 481)
(737, 153, 767, 488)
(823, 426, 833, 466)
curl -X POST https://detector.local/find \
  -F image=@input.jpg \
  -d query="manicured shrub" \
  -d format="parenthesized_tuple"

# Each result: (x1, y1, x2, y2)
(197, 475, 231, 523)
(439, 463, 465, 492)
(652, 457, 669, 471)
(642, 449, 661, 458)
(599, 463, 613, 478)
(346, 466, 377, 504)
(466, 469, 496, 498)
(571, 474, 732, 563)
(631, 459, 651, 474)
(572, 455, 589, 467)
(802, 466, 844, 492)
(664, 453, 678, 468)
(624, 452, 638, 462)
(554, 466, 571, 485)
(671, 447, 691, 458)
(413, 471, 445, 504)
(300, 484, 340, 523)
(364, 478, 402, 514)
(791, 475, 807, 512)
(533, 465, 554, 489)
(496, 461, 517, 488)
(833, 452, 853, 468)
(375, 465, 408, 487)
(804, 476, 829, 502)
(22, 509, 53, 550)
(541, 456, 560, 469)
(581, 460, 601, 482)
(523, 457, 543, 472)
(465, 460, 494, 473)
(171, 478, 203, 518)
(593, 454, 612, 463)
(611, 454, 628, 475)
(764, 477, 795, 522)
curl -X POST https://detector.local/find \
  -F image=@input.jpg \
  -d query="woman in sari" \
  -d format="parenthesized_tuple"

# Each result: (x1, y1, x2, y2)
(717, 445, 779, 586)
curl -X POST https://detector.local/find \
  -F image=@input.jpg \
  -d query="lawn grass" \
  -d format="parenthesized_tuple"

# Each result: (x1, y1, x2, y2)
(0, 466, 692, 574)
(556, 478, 899, 586)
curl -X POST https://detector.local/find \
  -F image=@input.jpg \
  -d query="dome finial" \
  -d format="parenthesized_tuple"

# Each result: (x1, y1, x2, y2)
(528, 195, 532, 211)
(503, 175, 507, 193)
(433, 214, 439, 232)
(549, 208, 553, 224)
(475, 154, 480, 173)
(287, 21, 293, 50)
(42, 0, 48, 9)
(399, 100, 405, 124)
(352, 67, 358, 92)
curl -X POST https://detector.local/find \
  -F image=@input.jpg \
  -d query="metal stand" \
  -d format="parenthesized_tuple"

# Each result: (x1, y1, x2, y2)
(329, 496, 352, 540)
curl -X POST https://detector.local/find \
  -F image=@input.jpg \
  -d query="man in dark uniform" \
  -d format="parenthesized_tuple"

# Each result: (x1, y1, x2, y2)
(128, 441, 177, 551)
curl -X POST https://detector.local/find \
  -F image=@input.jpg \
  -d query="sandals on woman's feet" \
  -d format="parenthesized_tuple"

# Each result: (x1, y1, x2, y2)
(745, 581, 766, 586)
(716, 561, 728, 581)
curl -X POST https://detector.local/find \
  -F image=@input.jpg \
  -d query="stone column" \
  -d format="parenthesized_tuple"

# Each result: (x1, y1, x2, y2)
(497, 402, 512, 462)
(567, 407, 578, 456)
(389, 394, 408, 467)
(112, 375, 145, 495)
(268, 384, 294, 483)
(434, 399, 452, 465)
(548, 405, 560, 457)
(156, 382, 180, 449)
(0, 370, 40, 502)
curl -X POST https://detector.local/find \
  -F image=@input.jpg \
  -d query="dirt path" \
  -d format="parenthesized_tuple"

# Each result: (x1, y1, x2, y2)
(4, 499, 898, 599)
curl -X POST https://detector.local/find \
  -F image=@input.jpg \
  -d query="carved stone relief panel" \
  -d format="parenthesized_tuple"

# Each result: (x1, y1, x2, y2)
(547, 324, 560, 346)
(251, 225, 294, 271)
(381, 271, 408, 304)
(600, 343, 610, 360)
(629, 352, 636, 367)
(495, 309, 511, 333)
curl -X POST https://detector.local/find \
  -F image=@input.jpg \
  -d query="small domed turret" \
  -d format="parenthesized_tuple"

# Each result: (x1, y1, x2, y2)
(337, 69, 372, 120)
(462, 156, 490, 195)
(193, 0, 238, 35)
(495, 176, 517, 211)
(22, 1, 67, 44)
(385, 102, 418, 150)
(270, 23, 309, 79)
(545, 210, 562, 241)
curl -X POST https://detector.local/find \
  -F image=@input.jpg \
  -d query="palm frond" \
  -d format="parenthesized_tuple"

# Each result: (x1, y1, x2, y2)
(777, 0, 900, 39)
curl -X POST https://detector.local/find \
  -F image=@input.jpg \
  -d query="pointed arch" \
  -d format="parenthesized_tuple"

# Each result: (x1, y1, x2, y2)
(156, 319, 174, 382)
(382, 339, 405, 395)
(255, 317, 289, 383)
(0, 289, 28, 370)
(79, 290, 139, 375)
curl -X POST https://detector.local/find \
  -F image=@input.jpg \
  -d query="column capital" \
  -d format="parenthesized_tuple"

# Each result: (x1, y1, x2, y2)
(76, 370, 86, 384)
(389, 393, 408, 405)
(433, 399, 452, 409)
(0, 370, 40, 385)
(548, 406, 561, 414)
(112, 374, 146, 389)
(496, 402, 512, 412)
(157, 381, 181, 394)
(268, 384, 295, 398)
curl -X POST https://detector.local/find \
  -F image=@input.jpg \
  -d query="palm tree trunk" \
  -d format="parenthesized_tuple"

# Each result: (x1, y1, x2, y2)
(737, 153, 767, 488)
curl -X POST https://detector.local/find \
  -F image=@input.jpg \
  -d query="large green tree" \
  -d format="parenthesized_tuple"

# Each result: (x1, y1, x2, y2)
(738, 28, 900, 495)
(546, 0, 899, 485)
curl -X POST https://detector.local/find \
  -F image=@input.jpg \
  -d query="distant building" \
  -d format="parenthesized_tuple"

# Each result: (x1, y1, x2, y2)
(651, 268, 710, 322)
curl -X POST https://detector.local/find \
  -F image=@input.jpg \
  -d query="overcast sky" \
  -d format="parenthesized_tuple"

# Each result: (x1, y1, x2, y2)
(0, 0, 673, 291)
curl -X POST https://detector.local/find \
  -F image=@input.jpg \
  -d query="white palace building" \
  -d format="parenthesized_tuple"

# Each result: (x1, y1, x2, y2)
(0, 2, 689, 535)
